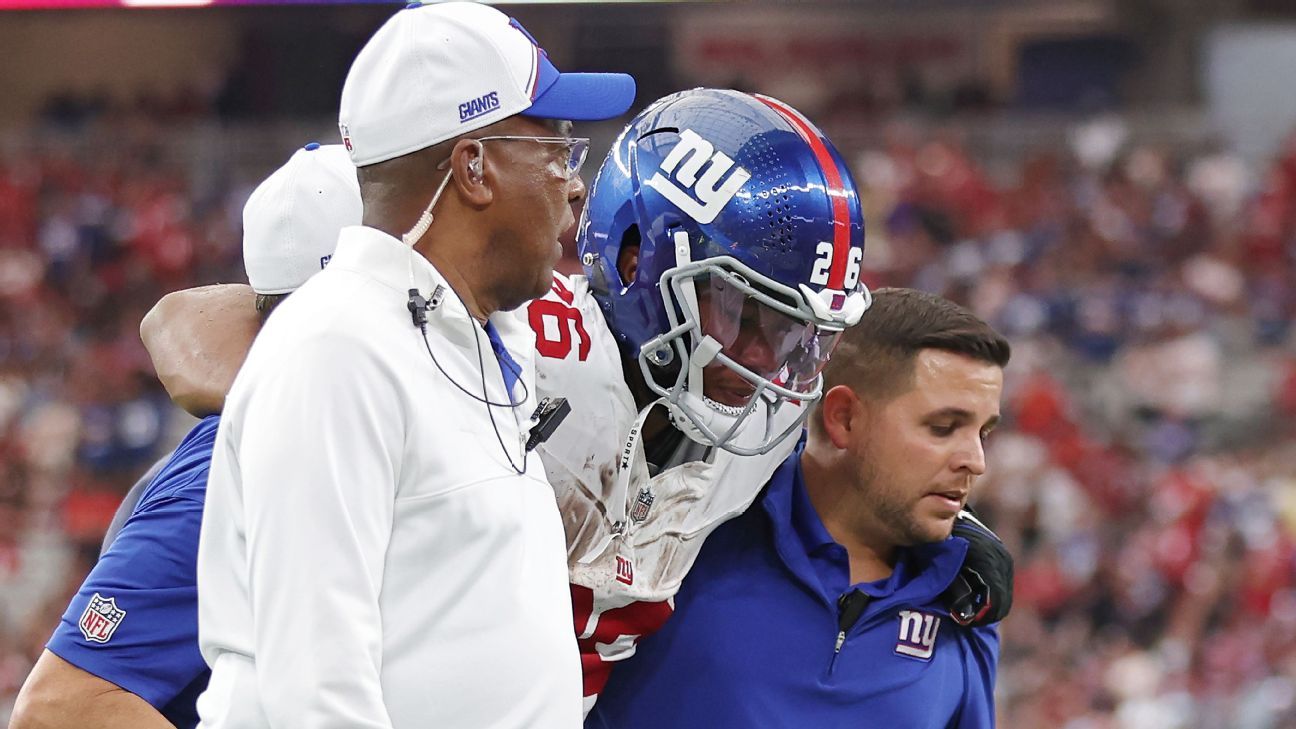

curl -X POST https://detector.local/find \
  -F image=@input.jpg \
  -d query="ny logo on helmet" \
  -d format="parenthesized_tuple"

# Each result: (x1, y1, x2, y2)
(644, 129, 751, 225)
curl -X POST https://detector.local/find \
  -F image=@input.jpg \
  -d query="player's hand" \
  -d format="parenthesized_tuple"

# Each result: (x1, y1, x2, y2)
(942, 508, 1013, 627)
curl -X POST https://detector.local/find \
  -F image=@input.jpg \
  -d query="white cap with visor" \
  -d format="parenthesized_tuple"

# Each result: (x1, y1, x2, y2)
(242, 143, 361, 295)
(338, 1, 636, 167)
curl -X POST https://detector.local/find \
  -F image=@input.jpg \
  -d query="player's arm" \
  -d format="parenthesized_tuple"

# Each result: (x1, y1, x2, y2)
(18, 457, 185, 729)
(23, 466, 211, 729)
(101, 457, 165, 556)
(11, 651, 174, 729)
(222, 331, 400, 728)
(942, 508, 1014, 627)
(140, 284, 258, 417)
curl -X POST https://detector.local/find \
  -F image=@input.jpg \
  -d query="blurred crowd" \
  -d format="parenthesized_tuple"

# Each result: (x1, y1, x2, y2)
(0, 107, 1295, 728)
(0, 117, 246, 720)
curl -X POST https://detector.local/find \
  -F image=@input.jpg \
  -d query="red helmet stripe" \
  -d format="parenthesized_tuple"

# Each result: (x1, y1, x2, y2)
(754, 94, 851, 290)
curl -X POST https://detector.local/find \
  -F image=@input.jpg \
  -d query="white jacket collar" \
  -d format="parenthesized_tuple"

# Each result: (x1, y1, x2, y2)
(329, 225, 534, 353)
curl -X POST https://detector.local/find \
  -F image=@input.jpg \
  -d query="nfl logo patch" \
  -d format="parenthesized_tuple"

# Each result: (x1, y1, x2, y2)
(79, 593, 126, 644)
(630, 488, 655, 524)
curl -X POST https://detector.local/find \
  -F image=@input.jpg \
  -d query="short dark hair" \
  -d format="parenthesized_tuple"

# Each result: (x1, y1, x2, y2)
(255, 293, 288, 325)
(813, 288, 1010, 427)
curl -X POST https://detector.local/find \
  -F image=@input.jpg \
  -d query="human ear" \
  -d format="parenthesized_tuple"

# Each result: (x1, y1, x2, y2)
(451, 139, 492, 207)
(617, 241, 640, 284)
(819, 384, 862, 451)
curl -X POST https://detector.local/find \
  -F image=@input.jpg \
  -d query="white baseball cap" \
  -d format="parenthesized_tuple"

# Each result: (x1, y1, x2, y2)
(338, 1, 636, 167)
(242, 143, 362, 295)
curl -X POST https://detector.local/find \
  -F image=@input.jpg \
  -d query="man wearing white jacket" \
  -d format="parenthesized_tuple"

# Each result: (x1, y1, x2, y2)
(194, 4, 634, 727)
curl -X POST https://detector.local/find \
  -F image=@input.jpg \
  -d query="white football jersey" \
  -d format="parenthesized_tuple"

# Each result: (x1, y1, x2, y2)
(517, 274, 803, 707)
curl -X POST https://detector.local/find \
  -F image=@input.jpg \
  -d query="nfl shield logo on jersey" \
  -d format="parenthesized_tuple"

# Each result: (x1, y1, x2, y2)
(78, 593, 126, 644)
(630, 488, 655, 524)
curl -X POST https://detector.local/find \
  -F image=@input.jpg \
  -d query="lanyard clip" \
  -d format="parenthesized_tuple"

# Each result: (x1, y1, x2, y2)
(526, 397, 571, 452)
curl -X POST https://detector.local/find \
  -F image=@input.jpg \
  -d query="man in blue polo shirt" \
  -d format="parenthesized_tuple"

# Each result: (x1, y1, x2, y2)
(10, 142, 361, 729)
(588, 288, 1008, 729)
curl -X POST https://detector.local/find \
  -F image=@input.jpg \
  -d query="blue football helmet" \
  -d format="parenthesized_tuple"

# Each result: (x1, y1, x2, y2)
(578, 88, 871, 455)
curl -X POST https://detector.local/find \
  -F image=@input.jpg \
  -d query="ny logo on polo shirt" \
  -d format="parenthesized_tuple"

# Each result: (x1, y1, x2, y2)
(895, 610, 941, 661)
(79, 593, 127, 644)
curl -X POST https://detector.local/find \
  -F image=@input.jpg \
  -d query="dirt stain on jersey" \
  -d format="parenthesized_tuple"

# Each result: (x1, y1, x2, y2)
(555, 464, 618, 564)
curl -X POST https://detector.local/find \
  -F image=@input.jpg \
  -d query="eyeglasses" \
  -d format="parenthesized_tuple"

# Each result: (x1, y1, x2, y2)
(437, 136, 590, 180)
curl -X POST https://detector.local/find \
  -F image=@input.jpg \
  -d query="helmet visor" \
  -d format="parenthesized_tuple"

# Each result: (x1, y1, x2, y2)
(696, 272, 842, 399)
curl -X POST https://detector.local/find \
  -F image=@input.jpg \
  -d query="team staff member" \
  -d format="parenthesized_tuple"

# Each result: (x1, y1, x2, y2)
(588, 288, 1008, 729)
(194, 3, 634, 728)
(10, 143, 363, 729)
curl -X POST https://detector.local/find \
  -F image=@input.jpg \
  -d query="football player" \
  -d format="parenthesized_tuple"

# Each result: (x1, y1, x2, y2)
(137, 89, 1012, 712)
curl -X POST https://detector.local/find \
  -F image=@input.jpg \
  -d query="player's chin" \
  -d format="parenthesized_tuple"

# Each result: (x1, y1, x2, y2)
(706, 389, 755, 409)
(702, 374, 759, 408)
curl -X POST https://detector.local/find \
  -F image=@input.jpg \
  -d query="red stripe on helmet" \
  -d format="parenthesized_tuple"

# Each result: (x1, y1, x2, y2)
(754, 94, 852, 290)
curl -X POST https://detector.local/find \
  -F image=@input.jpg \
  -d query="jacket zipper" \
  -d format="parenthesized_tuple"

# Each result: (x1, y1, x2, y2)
(827, 589, 871, 675)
